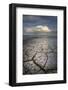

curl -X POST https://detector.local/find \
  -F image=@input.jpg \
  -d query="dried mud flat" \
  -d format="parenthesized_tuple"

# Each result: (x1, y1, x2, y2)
(23, 37, 57, 75)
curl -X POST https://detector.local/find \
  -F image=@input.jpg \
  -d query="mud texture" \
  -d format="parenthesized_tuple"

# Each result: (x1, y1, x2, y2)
(23, 38, 57, 75)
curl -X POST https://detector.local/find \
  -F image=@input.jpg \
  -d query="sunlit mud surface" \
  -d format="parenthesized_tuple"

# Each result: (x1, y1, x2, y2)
(23, 37, 57, 75)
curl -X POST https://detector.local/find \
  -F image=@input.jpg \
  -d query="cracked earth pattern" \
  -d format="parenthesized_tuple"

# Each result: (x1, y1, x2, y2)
(23, 37, 57, 75)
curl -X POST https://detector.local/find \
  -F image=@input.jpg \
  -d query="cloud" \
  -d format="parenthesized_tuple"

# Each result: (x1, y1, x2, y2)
(24, 28, 33, 32)
(35, 25, 51, 32)
(24, 25, 51, 33)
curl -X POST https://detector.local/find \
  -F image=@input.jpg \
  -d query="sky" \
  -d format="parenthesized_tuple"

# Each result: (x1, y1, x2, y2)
(23, 15, 57, 35)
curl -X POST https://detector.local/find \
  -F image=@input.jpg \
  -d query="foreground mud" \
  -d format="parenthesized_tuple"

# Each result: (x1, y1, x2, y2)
(23, 38, 57, 75)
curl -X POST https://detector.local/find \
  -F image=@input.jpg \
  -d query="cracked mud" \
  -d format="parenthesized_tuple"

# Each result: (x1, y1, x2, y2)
(23, 37, 57, 75)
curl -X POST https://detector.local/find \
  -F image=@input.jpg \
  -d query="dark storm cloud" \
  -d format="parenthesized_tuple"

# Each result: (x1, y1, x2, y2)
(23, 15, 57, 34)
